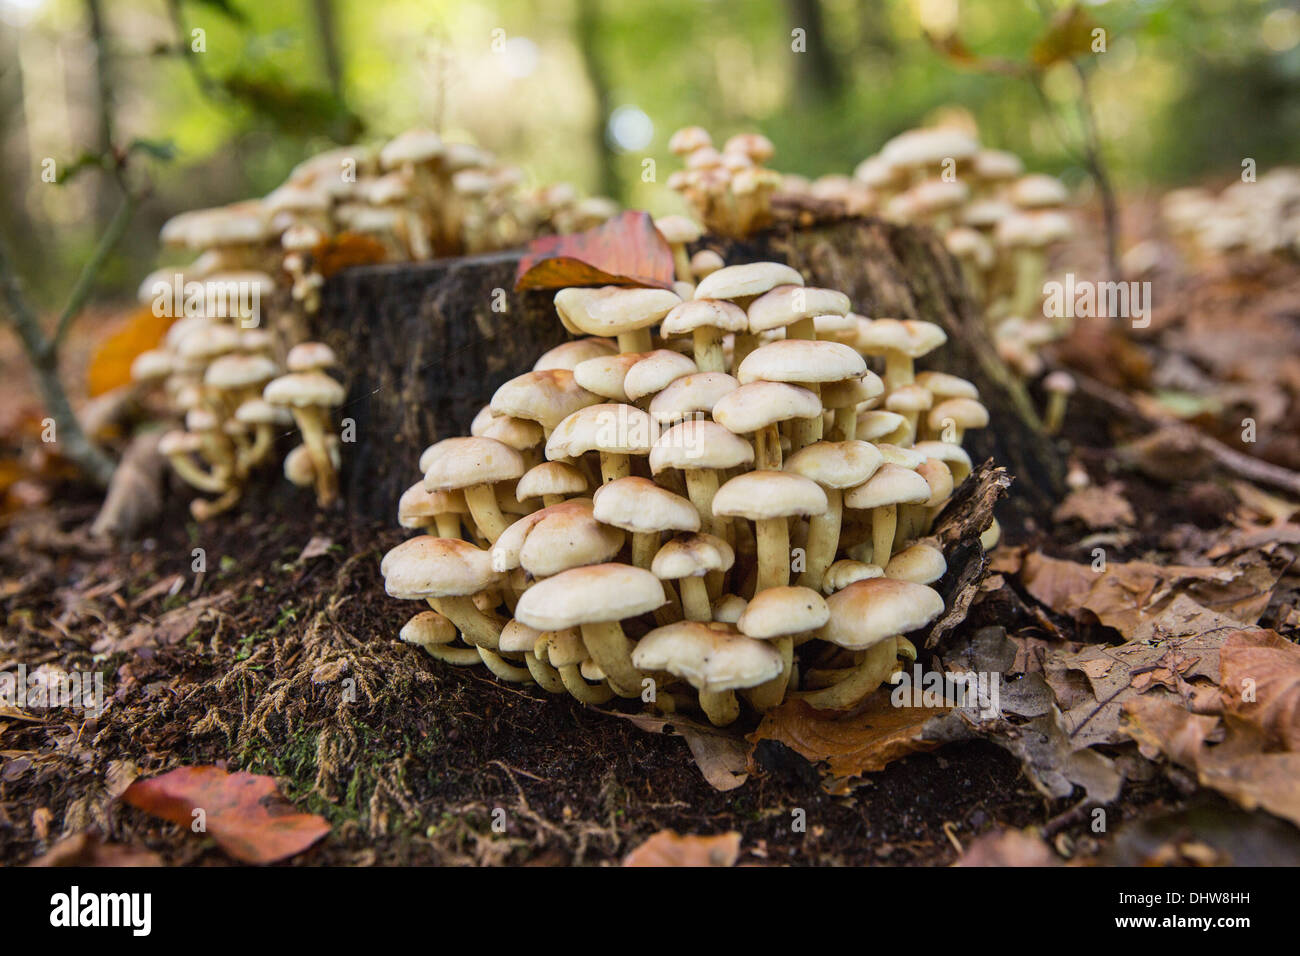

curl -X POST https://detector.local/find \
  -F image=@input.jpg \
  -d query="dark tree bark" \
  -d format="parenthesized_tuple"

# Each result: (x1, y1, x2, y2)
(315, 218, 1064, 523)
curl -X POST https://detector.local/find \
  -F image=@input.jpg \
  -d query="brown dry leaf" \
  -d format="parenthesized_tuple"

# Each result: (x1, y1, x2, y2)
(955, 828, 1058, 867)
(622, 829, 742, 867)
(298, 534, 334, 562)
(1053, 483, 1136, 530)
(121, 765, 330, 864)
(90, 431, 166, 540)
(107, 590, 234, 653)
(312, 232, 389, 278)
(595, 709, 749, 791)
(748, 695, 947, 795)
(29, 831, 162, 867)
(516, 211, 675, 291)
(85, 306, 174, 398)
(1219, 629, 1300, 751)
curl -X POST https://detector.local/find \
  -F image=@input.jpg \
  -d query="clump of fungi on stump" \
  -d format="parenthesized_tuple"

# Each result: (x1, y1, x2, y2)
(382, 252, 994, 726)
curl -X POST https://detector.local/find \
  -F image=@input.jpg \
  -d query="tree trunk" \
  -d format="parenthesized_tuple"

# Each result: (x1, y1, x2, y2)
(315, 217, 1063, 523)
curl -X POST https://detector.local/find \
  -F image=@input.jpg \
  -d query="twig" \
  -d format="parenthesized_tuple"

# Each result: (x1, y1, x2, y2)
(51, 190, 138, 352)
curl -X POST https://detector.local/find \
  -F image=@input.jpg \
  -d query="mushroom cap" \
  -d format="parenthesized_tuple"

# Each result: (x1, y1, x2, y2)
(519, 504, 625, 577)
(283, 444, 316, 486)
(746, 285, 851, 333)
(844, 463, 931, 510)
(160, 203, 269, 249)
(263, 371, 345, 408)
(736, 339, 866, 385)
(880, 127, 978, 168)
(624, 350, 698, 402)
(593, 477, 700, 534)
(264, 181, 331, 215)
(655, 215, 704, 244)
(885, 542, 948, 585)
(398, 482, 469, 527)
(693, 262, 804, 302)
(492, 499, 593, 572)
(176, 322, 242, 360)
(928, 397, 989, 432)
(723, 132, 775, 163)
(884, 383, 934, 414)
(1044, 370, 1076, 394)
(856, 410, 909, 442)
(649, 372, 739, 424)
(737, 586, 829, 639)
(856, 318, 947, 358)
(962, 198, 1015, 229)
(783, 440, 884, 489)
(491, 369, 600, 431)
(661, 298, 749, 337)
(713, 471, 828, 521)
(820, 372, 885, 409)
(498, 619, 542, 654)
(712, 381, 822, 434)
(185, 407, 221, 432)
(130, 349, 174, 382)
(632, 621, 782, 693)
(234, 397, 292, 426)
(916, 458, 955, 506)
(573, 352, 644, 402)
(712, 594, 748, 624)
(915, 371, 979, 400)
(286, 342, 338, 372)
(1011, 173, 1069, 209)
(650, 419, 755, 473)
(158, 429, 202, 456)
(823, 559, 884, 594)
(205, 353, 279, 389)
(533, 337, 618, 371)
(539, 628, 587, 667)
(379, 128, 444, 167)
(554, 286, 681, 337)
(913, 440, 973, 471)
(668, 126, 712, 155)
(514, 563, 665, 630)
(909, 178, 970, 214)
(546, 403, 656, 459)
(973, 148, 1024, 182)
(945, 227, 995, 268)
(820, 578, 945, 649)
(422, 436, 526, 492)
(477, 415, 544, 451)
(651, 533, 735, 579)
(381, 537, 501, 599)
(400, 610, 458, 648)
(516, 461, 589, 501)
(690, 250, 725, 278)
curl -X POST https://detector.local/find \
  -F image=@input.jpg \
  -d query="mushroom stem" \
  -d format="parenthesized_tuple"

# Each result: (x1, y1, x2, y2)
(748, 636, 793, 712)
(755, 516, 790, 591)
(683, 468, 721, 536)
(243, 423, 274, 471)
(190, 484, 243, 521)
(579, 621, 644, 698)
(617, 328, 653, 354)
(166, 452, 230, 494)
(692, 327, 726, 373)
(463, 483, 510, 543)
(423, 643, 483, 665)
(597, 451, 631, 485)
(558, 663, 615, 704)
(1012, 248, 1047, 317)
(290, 405, 338, 508)
(524, 652, 566, 693)
(883, 351, 914, 390)
(432, 595, 504, 649)
(477, 647, 534, 683)
(679, 576, 712, 622)
(871, 504, 899, 568)
(434, 513, 461, 538)
(789, 385, 822, 451)
(699, 689, 740, 727)
(787, 317, 815, 341)
(754, 425, 782, 470)
(799, 487, 841, 590)
(1044, 391, 1068, 435)
(632, 531, 659, 570)
(732, 331, 759, 370)
(542, 493, 565, 508)
(670, 243, 692, 283)
(828, 406, 857, 442)
(797, 638, 897, 710)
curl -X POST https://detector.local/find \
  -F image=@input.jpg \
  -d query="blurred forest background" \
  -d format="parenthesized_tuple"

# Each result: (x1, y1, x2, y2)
(1, 0, 1298, 308)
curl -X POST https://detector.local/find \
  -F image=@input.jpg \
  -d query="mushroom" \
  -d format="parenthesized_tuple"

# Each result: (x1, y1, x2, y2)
(912, 439, 972, 487)
(854, 317, 947, 390)
(498, 619, 562, 689)
(736, 338, 866, 451)
(631, 621, 781, 726)
(783, 440, 883, 591)
(712, 381, 822, 470)
(652, 533, 735, 622)
(262, 368, 345, 507)
(533, 337, 618, 371)
(158, 429, 228, 494)
(422, 436, 526, 544)
(233, 398, 291, 472)
(553, 286, 681, 354)
(712, 593, 748, 624)
(927, 397, 989, 445)
(693, 262, 804, 366)
(737, 585, 829, 710)
(820, 372, 885, 442)
(822, 559, 884, 594)
(649, 419, 753, 544)
(884, 384, 933, 447)
(713, 471, 827, 592)
(660, 299, 748, 373)
(654, 215, 704, 281)
(381, 537, 506, 651)
(398, 482, 469, 538)
(797, 578, 944, 710)
(623, 350, 698, 404)
(516, 460, 588, 508)
(648, 372, 738, 427)
(593, 476, 699, 570)
(400, 610, 481, 665)
(538, 627, 614, 705)
(885, 541, 947, 585)
(491, 368, 600, 439)
(1042, 370, 1076, 435)
(546, 403, 656, 485)
(844, 463, 930, 567)
(690, 249, 725, 281)
(514, 563, 665, 698)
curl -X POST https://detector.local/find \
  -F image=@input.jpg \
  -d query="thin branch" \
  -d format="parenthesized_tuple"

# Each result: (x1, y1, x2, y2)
(51, 188, 138, 353)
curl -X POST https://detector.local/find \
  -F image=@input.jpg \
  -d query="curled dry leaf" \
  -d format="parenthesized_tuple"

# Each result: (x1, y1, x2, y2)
(1219, 629, 1300, 751)
(121, 765, 330, 864)
(516, 210, 676, 291)
(623, 829, 741, 867)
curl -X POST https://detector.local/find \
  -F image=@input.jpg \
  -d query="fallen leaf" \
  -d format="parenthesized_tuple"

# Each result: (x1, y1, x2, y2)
(29, 831, 162, 867)
(594, 709, 749, 791)
(298, 534, 334, 562)
(516, 210, 675, 291)
(90, 431, 166, 540)
(748, 695, 948, 795)
(622, 829, 741, 866)
(312, 232, 389, 278)
(86, 306, 174, 398)
(1219, 629, 1300, 751)
(108, 591, 235, 653)
(1053, 483, 1136, 530)
(121, 765, 330, 864)
(955, 828, 1058, 867)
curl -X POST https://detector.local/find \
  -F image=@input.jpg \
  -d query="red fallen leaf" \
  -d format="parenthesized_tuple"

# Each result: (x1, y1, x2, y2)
(623, 829, 741, 867)
(29, 831, 162, 867)
(515, 210, 675, 292)
(121, 766, 329, 864)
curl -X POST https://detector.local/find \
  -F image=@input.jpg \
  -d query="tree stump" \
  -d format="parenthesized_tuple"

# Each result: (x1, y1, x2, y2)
(316, 216, 1063, 523)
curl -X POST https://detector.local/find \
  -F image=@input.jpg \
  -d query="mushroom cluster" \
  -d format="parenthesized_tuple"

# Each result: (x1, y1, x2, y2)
(381, 257, 993, 726)
(1161, 167, 1300, 264)
(130, 129, 620, 517)
(666, 127, 784, 238)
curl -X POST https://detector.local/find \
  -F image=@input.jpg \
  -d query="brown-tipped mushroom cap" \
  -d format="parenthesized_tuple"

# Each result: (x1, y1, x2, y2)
(553, 286, 681, 337)
(856, 410, 908, 442)
(263, 371, 345, 408)
(736, 339, 866, 385)
(915, 371, 980, 400)
(519, 504, 625, 577)
(712, 381, 822, 435)
(477, 415, 544, 451)
(491, 369, 600, 432)
(593, 477, 700, 534)
(737, 586, 829, 639)
(655, 215, 704, 245)
(713, 471, 827, 521)
(885, 542, 948, 585)
(820, 372, 885, 410)
(533, 337, 618, 371)
(844, 463, 931, 510)
(398, 482, 469, 528)
(650, 419, 755, 473)
(632, 621, 782, 693)
(651, 533, 735, 579)
(624, 350, 698, 402)
(546, 403, 656, 459)
(514, 563, 665, 631)
(649, 372, 739, 424)
(423, 436, 526, 493)
(498, 619, 542, 654)
(746, 285, 850, 333)
(381, 537, 500, 599)
(819, 577, 945, 650)
(661, 298, 749, 338)
(693, 262, 803, 302)
(712, 594, 748, 623)
(927, 397, 989, 433)
(286, 342, 338, 372)
(492, 499, 593, 572)
(783, 440, 884, 488)
(205, 353, 278, 390)
(516, 461, 588, 501)
(400, 610, 458, 648)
